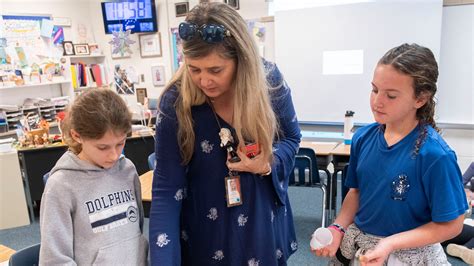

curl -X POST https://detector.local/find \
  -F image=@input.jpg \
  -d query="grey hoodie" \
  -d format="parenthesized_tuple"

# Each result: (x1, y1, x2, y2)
(39, 151, 148, 265)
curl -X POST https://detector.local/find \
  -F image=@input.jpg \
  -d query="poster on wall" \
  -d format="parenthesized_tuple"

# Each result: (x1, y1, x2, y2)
(247, 20, 266, 57)
(170, 27, 184, 72)
(1, 15, 50, 48)
(1, 15, 54, 60)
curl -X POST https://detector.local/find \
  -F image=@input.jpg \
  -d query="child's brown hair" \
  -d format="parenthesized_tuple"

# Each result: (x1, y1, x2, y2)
(61, 89, 132, 154)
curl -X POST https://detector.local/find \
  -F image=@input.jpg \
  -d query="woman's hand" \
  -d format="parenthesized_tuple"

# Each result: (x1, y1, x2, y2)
(311, 227, 344, 257)
(359, 238, 393, 266)
(226, 149, 271, 175)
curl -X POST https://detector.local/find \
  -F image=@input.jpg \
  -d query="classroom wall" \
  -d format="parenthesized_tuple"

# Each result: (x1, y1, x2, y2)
(86, 0, 270, 105)
(2, 1, 472, 170)
(2, 0, 270, 106)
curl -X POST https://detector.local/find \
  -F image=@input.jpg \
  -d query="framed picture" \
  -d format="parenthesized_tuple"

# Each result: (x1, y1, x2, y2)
(62, 41, 75, 56)
(139, 33, 162, 58)
(73, 44, 89, 55)
(136, 88, 147, 105)
(224, 0, 239, 9)
(151, 65, 166, 86)
(88, 43, 101, 55)
(175, 2, 189, 17)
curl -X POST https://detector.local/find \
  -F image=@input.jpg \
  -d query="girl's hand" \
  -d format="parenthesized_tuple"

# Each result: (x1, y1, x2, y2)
(359, 239, 393, 266)
(226, 149, 270, 175)
(311, 227, 343, 257)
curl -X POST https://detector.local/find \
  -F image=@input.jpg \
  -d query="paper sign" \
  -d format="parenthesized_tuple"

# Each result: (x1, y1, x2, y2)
(41, 19, 54, 38)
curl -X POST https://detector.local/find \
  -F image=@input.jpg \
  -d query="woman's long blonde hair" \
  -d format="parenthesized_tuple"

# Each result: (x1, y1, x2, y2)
(163, 2, 277, 165)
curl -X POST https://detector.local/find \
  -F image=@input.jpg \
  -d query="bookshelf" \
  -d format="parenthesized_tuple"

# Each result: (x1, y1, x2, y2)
(66, 54, 111, 93)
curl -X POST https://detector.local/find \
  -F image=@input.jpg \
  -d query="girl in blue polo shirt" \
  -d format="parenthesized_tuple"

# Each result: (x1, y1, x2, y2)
(313, 43, 467, 265)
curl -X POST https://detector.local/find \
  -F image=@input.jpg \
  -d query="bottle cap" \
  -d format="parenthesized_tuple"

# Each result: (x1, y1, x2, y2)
(345, 110, 355, 117)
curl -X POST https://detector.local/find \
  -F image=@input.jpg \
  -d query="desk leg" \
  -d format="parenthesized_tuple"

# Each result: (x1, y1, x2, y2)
(18, 153, 35, 222)
(331, 171, 339, 222)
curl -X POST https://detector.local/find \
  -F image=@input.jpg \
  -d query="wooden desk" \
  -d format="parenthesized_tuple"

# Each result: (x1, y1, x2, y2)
(300, 141, 338, 156)
(139, 170, 153, 218)
(0, 245, 15, 263)
(300, 141, 338, 174)
(139, 170, 153, 202)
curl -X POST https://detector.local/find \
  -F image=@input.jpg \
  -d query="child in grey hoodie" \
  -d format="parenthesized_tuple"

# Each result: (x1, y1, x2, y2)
(39, 89, 148, 265)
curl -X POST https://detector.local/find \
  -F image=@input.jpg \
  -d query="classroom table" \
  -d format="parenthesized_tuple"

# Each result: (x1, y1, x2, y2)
(139, 170, 153, 202)
(139, 170, 153, 217)
(0, 245, 16, 263)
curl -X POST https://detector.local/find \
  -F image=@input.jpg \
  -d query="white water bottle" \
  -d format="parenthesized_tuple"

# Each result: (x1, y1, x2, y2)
(344, 111, 355, 145)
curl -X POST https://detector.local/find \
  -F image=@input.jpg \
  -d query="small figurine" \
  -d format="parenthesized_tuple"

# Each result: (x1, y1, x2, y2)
(219, 127, 241, 163)
(33, 134, 42, 146)
(26, 134, 34, 147)
(18, 136, 27, 148)
(42, 133, 49, 145)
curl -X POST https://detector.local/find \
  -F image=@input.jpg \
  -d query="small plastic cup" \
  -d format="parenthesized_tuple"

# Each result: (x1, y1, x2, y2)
(310, 227, 333, 249)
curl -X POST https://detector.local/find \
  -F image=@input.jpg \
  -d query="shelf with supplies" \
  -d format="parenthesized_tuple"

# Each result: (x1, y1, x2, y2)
(66, 55, 111, 92)
(67, 55, 106, 59)
(0, 80, 71, 91)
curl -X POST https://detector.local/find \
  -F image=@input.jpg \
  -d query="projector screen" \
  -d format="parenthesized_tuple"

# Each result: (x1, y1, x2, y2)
(275, 1, 443, 124)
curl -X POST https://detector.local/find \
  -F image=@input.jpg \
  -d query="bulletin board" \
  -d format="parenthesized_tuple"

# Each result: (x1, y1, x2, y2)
(1, 15, 51, 48)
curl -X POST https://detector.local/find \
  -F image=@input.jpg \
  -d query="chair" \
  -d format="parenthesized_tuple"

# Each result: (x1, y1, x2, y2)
(8, 243, 40, 266)
(341, 164, 350, 203)
(289, 147, 328, 227)
(148, 152, 156, 170)
(43, 172, 50, 185)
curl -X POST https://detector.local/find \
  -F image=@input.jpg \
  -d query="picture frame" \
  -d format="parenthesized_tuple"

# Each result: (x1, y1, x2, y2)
(88, 43, 102, 55)
(136, 88, 148, 105)
(73, 43, 89, 55)
(151, 65, 166, 87)
(224, 0, 239, 10)
(139, 33, 162, 58)
(175, 2, 189, 17)
(62, 41, 75, 56)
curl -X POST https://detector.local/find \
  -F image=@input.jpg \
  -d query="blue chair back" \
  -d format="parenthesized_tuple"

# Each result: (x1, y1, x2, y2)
(289, 147, 321, 185)
(148, 152, 156, 170)
(43, 172, 50, 185)
(289, 147, 328, 227)
(9, 243, 40, 266)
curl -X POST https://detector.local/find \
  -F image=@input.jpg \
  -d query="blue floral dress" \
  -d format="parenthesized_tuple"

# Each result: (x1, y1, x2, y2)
(149, 62, 301, 266)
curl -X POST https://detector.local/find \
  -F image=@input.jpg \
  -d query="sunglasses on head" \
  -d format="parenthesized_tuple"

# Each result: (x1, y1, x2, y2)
(178, 21, 231, 44)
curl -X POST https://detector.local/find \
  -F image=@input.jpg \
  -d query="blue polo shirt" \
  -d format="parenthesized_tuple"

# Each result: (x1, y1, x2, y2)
(345, 123, 467, 237)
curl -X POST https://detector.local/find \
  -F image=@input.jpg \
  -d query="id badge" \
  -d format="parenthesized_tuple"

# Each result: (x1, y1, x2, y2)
(225, 176, 243, 207)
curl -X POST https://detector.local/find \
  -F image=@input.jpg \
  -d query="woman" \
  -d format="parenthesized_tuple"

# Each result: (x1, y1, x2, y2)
(149, 2, 301, 265)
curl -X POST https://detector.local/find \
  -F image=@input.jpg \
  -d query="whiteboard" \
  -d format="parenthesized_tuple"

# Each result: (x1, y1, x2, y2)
(437, 5, 474, 125)
(275, 1, 444, 124)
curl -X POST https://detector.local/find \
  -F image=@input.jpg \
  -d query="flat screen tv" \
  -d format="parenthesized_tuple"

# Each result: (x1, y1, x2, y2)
(101, 0, 157, 34)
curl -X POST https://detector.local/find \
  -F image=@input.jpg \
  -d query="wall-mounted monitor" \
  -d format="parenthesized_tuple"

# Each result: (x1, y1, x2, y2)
(101, 0, 157, 34)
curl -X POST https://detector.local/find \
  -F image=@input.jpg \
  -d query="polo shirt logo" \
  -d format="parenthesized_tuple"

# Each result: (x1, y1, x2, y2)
(391, 174, 410, 201)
